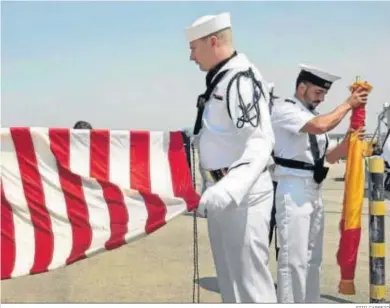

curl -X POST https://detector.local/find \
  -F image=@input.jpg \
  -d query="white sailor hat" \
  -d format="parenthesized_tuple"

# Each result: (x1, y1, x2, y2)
(185, 12, 231, 43)
(297, 64, 341, 90)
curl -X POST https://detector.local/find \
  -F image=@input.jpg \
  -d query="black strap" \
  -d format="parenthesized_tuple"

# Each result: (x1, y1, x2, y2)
(273, 157, 315, 170)
(209, 168, 228, 182)
(269, 181, 277, 246)
(274, 135, 329, 171)
(193, 70, 230, 135)
(285, 99, 296, 104)
(269, 181, 279, 261)
(309, 134, 320, 161)
(309, 130, 329, 164)
(273, 98, 329, 170)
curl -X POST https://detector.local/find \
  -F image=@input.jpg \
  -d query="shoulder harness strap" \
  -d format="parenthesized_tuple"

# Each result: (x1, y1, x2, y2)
(193, 69, 230, 135)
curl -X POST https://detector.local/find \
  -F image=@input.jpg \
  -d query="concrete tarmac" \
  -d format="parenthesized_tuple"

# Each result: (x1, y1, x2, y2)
(1, 162, 389, 303)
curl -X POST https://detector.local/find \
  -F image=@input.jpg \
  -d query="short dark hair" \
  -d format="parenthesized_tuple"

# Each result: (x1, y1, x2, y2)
(295, 70, 332, 90)
(295, 74, 309, 90)
(73, 121, 92, 129)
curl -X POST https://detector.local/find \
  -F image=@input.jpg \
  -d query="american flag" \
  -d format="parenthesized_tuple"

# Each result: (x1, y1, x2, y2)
(1, 127, 200, 280)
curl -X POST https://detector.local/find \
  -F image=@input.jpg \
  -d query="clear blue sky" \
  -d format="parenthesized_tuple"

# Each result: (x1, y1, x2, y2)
(2, 1, 390, 133)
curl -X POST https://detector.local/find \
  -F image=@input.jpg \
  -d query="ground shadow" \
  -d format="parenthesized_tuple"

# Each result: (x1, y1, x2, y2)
(183, 211, 195, 217)
(320, 294, 354, 303)
(182, 211, 207, 219)
(196, 276, 355, 303)
(196, 277, 219, 293)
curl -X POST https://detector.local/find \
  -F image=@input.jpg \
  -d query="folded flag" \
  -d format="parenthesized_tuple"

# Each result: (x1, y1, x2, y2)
(337, 79, 373, 294)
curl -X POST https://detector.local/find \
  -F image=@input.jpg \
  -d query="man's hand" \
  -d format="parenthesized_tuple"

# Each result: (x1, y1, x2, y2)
(326, 126, 367, 164)
(301, 91, 367, 135)
(198, 184, 233, 216)
(356, 126, 366, 141)
(344, 126, 366, 143)
(195, 202, 207, 218)
(346, 88, 369, 109)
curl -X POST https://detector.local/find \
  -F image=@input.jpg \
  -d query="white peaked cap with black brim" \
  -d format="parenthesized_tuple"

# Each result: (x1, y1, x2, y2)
(298, 64, 341, 90)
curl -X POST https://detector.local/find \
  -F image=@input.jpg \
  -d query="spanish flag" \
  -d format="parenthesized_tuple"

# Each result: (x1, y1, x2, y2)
(336, 79, 373, 295)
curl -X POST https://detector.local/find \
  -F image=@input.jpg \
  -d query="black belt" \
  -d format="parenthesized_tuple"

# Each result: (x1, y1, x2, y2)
(205, 168, 229, 183)
(205, 163, 267, 183)
(274, 156, 329, 184)
(273, 156, 315, 171)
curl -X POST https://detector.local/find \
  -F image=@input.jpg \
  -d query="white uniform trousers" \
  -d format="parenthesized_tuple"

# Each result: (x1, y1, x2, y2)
(274, 176, 324, 303)
(205, 174, 277, 303)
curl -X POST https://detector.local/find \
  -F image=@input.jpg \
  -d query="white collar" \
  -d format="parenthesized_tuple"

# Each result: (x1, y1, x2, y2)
(288, 96, 319, 115)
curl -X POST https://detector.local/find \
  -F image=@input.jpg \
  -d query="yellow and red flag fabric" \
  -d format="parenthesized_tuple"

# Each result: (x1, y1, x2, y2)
(336, 80, 373, 295)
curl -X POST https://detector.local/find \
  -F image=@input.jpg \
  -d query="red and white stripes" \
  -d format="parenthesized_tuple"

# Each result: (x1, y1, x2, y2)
(1, 127, 199, 280)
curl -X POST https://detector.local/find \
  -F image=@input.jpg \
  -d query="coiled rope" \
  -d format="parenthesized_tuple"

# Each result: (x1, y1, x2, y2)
(225, 68, 265, 129)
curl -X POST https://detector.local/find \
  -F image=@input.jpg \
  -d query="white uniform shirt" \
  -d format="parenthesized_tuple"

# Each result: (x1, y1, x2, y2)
(271, 96, 330, 180)
(194, 53, 275, 205)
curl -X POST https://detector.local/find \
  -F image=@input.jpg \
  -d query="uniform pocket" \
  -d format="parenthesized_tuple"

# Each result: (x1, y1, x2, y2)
(303, 178, 320, 201)
(275, 178, 314, 217)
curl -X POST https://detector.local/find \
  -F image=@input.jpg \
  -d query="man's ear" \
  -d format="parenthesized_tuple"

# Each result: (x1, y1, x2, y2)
(297, 82, 306, 94)
(210, 35, 218, 47)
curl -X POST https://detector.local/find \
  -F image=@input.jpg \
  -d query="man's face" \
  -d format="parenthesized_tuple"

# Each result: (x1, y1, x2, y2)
(189, 37, 214, 72)
(302, 83, 328, 110)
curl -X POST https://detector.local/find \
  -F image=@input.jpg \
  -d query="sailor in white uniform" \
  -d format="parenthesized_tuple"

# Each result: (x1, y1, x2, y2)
(184, 12, 277, 303)
(271, 64, 368, 303)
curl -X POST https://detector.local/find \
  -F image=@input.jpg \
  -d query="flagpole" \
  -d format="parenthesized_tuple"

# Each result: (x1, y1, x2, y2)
(368, 155, 386, 303)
